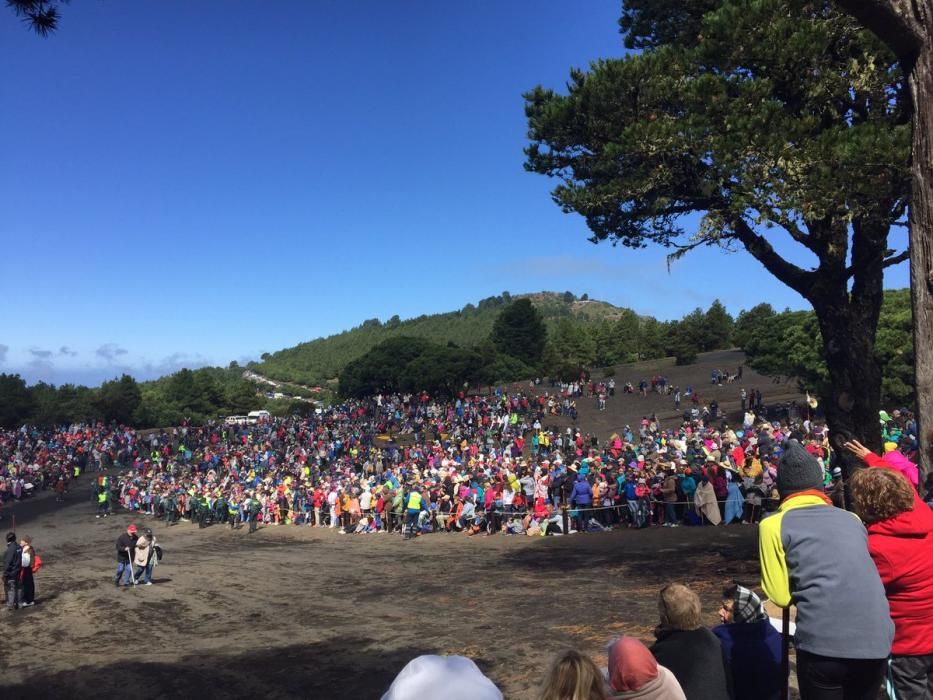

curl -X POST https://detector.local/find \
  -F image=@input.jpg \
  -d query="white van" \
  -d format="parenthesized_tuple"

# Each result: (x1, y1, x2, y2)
(247, 410, 271, 423)
(225, 415, 248, 426)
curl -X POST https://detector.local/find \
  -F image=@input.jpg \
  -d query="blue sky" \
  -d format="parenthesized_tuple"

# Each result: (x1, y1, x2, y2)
(0, 1, 909, 386)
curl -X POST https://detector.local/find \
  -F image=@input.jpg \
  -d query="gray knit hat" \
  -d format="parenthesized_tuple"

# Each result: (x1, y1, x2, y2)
(776, 440, 823, 496)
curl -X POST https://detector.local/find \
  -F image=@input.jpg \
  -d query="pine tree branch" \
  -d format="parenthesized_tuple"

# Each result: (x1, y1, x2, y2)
(732, 218, 816, 299)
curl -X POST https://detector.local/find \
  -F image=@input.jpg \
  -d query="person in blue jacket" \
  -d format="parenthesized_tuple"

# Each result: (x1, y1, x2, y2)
(569, 472, 592, 532)
(712, 584, 782, 700)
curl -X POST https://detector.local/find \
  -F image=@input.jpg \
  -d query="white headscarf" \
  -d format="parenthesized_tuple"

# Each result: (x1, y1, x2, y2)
(381, 655, 503, 700)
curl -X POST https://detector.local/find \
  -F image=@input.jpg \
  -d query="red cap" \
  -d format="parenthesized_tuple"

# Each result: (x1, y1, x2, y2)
(127, 524, 138, 533)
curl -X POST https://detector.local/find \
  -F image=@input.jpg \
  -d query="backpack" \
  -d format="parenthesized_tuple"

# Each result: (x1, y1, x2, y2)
(154, 545, 163, 562)
(31, 552, 43, 573)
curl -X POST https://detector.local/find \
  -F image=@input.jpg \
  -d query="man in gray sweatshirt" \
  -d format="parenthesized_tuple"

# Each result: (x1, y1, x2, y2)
(759, 440, 893, 699)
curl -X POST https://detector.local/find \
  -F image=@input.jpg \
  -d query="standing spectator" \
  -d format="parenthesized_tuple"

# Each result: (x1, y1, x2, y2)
(847, 445, 933, 700)
(661, 470, 679, 527)
(3, 531, 22, 610)
(759, 440, 893, 699)
(133, 528, 158, 586)
(114, 524, 138, 587)
(570, 473, 593, 532)
(19, 535, 37, 607)
(712, 584, 782, 700)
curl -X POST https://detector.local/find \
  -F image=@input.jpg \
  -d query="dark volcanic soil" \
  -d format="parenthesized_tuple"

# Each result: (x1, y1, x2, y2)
(0, 478, 762, 699)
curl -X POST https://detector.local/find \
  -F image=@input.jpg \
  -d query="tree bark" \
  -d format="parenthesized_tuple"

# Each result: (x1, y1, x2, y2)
(834, 0, 933, 480)
(813, 297, 884, 477)
(907, 44, 933, 480)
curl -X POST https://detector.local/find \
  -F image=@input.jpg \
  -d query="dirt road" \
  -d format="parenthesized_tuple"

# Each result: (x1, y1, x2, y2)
(0, 478, 762, 699)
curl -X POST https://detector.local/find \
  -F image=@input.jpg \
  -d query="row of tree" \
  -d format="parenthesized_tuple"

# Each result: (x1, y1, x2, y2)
(338, 289, 913, 402)
(0, 289, 913, 424)
(735, 289, 914, 409)
(0, 368, 275, 429)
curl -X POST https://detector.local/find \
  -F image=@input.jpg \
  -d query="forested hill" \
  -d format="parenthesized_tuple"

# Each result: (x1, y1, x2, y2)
(254, 292, 640, 386)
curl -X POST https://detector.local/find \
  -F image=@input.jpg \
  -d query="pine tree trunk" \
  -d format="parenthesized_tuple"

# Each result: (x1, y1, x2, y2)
(908, 44, 933, 481)
(833, 0, 933, 480)
(813, 299, 884, 477)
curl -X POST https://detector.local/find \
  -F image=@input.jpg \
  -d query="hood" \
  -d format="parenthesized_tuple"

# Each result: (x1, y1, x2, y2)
(881, 451, 919, 487)
(868, 499, 933, 538)
(608, 637, 658, 692)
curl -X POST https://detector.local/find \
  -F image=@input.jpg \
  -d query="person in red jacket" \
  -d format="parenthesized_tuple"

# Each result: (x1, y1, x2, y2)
(846, 440, 933, 700)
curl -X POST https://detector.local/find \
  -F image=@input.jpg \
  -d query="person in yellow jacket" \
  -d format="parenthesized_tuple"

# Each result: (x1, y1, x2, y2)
(404, 489, 426, 540)
(759, 440, 893, 698)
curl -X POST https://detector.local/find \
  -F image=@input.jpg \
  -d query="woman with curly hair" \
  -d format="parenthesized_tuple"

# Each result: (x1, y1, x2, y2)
(847, 440, 933, 700)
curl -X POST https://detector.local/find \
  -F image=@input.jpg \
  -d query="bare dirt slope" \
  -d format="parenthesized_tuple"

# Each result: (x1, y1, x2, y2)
(531, 349, 805, 442)
(1, 477, 761, 699)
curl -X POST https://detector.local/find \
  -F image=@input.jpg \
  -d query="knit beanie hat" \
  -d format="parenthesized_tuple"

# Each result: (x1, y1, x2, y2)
(776, 440, 823, 496)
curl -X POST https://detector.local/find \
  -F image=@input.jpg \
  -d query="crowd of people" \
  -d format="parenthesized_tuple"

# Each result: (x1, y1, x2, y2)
(86, 388, 922, 547)
(2, 381, 930, 698)
(381, 435, 932, 700)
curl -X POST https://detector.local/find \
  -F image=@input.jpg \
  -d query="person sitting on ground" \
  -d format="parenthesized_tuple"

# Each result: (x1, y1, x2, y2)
(381, 654, 503, 700)
(846, 446, 933, 700)
(759, 440, 893, 700)
(537, 649, 607, 700)
(605, 636, 685, 700)
(711, 584, 782, 700)
(648, 583, 732, 700)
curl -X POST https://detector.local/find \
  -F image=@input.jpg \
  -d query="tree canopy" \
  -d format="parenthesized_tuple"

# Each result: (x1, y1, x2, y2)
(490, 298, 547, 367)
(525, 0, 910, 459)
(7, 0, 65, 35)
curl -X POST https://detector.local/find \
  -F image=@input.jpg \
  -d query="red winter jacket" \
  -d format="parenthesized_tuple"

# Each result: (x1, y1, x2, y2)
(864, 459, 933, 656)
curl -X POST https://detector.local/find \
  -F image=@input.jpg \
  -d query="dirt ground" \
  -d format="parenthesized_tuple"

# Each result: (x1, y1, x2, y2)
(0, 475, 767, 700)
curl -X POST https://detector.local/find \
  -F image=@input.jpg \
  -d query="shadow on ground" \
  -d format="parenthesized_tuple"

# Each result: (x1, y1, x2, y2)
(0, 636, 430, 699)
(501, 527, 759, 575)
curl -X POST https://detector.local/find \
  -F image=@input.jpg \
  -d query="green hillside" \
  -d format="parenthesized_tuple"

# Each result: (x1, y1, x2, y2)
(253, 292, 633, 386)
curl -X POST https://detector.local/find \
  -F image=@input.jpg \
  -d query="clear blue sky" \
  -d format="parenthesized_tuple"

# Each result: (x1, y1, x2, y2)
(0, 1, 909, 386)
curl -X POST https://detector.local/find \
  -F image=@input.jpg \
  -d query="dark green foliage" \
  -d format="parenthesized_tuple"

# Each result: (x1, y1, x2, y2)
(0, 374, 35, 428)
(703, 300, 734, 350)
(490, 298, 547, 367)
(96, 374, 142, 425)
(257, 292, 626, 386)
(739, 289, 913, 406)
(338, 336, 487, 399)
(733, 303, 777, 350)
(8, 0, 64, 36)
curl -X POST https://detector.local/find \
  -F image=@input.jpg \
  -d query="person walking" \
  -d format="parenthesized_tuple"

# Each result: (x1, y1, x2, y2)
(95, 486, 109, 518)
(114, 524, 138, 586)
(3, 531, 22, 610)
(133, 528, 158, 586)
(19, 535, 37, 607)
